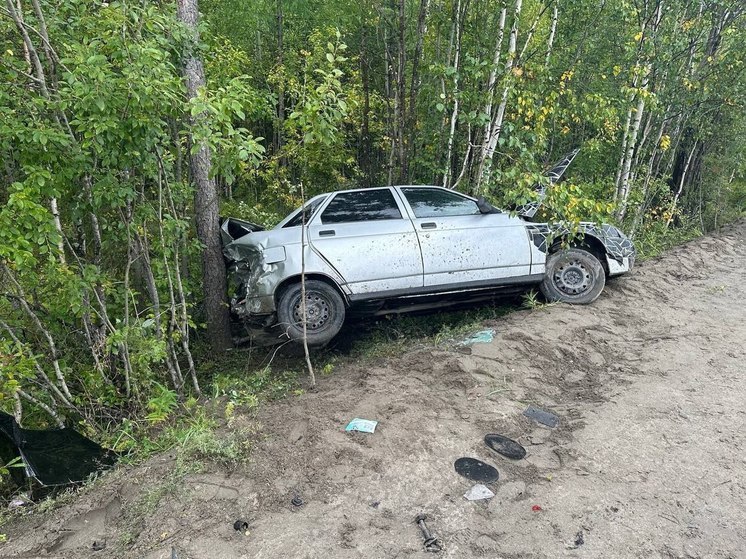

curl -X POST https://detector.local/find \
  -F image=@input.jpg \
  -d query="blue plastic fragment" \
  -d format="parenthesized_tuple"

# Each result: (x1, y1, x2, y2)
(345, 418, 378, 433)
(460, 329, 495, 346)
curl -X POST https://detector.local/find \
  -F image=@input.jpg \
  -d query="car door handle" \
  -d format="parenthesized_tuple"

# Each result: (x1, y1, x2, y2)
(319, 229, 336, 237)
(421, 222, 437, 229)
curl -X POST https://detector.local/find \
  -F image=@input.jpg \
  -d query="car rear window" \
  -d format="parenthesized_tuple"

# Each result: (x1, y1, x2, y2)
(320, 189, 402, 224)
(402, 188, 480, 218)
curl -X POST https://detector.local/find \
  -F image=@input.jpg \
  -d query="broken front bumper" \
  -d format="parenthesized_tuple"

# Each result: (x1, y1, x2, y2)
(607, 254, 635, 276)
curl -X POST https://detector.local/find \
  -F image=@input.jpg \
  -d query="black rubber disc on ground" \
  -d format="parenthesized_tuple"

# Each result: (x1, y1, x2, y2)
(454, 457, 499, 483)
(484, 434, 526, 460)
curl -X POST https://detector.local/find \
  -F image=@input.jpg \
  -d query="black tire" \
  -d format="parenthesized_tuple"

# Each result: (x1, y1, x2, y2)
(276, 279, 345, 346)
(540, 248, 606, 304)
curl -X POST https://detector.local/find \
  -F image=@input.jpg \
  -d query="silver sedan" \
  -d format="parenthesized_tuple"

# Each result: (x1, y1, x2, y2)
(222, 185, 635, 345)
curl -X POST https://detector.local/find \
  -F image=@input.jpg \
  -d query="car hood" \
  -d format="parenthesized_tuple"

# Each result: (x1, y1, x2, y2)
(220, 217, 265, 245)
(221, 218, 305, 264)
(516, 148, 580, 218)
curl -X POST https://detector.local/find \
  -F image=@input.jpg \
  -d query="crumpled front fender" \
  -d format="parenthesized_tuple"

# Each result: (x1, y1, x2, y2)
(525, 222, 636, 269)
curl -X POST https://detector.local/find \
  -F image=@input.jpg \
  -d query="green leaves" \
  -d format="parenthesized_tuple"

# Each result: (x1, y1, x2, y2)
(187, 77, 267, 184)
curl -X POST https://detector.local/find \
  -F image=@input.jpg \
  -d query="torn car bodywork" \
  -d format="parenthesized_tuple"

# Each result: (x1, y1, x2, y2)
(525, 222, 636, 274)
(221, 200, 347, 320)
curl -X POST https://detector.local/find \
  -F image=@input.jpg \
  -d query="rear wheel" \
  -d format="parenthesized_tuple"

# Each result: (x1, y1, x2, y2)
(540, 248, 606, 304)
(276, 280, 345, 346)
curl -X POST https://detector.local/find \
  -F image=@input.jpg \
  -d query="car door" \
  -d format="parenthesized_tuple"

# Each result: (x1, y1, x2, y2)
(399, 187, 533, 287)
(308, 188, 424, 295)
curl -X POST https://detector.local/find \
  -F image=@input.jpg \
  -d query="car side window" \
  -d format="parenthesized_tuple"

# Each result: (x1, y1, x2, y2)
(402, 188, 480, 218)
(320, 189, 403, 224)
(283, 196, 326, 228)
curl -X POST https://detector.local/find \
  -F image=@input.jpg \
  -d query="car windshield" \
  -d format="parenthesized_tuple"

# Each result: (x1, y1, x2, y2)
(281, 196, 327, 228)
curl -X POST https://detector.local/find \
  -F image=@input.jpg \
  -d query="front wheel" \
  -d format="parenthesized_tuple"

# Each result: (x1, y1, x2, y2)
(276, 279, 345, 346)
(540, 248, 606, 305)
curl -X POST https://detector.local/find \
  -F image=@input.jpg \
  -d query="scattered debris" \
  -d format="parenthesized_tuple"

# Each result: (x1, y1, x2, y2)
(414, 514, 443, 553)
(8, 496, 29, 509)
(574, 530, 585, 547)
(459, 329, 495, 346)
(454, 457, 499, 483)
(345, 418, 378, 433)
(523, 405, 560, 428)
(463, 484, 495, 501)
(531, 505, 543, 512)
(291, 495, 304, 507)
(91, 540, 106, 552)
(171, 547, 180, 559)
(370, 501, 380, 508)
(484, 434, 527, 460)
(233, 520, 249, 533)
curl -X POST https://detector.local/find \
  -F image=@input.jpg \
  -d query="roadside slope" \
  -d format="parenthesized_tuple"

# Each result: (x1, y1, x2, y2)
(3, 221, 745, 559)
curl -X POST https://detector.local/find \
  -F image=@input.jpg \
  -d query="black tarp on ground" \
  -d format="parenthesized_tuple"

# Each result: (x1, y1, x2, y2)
(0, 412, 117, 487)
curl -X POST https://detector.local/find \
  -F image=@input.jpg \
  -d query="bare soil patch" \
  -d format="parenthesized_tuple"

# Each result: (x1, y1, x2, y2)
(3, 221, 746, 559)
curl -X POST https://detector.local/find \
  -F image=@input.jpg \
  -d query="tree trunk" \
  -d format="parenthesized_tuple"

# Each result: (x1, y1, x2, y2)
(360, 5, 372, 187)
(406, 0, 431, 181)
(442, 0, 467, 188)
(471, 4, 507, 195)
(667, 140, 697, 226)
(615, 1, 664, 221)
(396, 0, 407, 182)
(477, 0, 523, 192)
(545, 1, 558, 66)
(176, 0, 233, 351)
(274, 0, 285, 160)
(615, 78, 647, 221)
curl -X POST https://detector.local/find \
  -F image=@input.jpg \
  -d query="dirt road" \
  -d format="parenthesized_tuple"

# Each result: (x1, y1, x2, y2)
(3, 221, 746, 559)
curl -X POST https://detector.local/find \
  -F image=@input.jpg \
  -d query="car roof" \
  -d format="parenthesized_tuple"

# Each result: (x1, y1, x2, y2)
(321, 184, 476, 199)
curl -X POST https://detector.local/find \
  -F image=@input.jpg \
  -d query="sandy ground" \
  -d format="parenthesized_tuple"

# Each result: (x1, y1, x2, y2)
(2, 221, 745, 559)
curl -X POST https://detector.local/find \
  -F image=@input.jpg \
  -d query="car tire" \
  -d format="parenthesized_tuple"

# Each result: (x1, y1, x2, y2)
(540, 248, 606, 305)
(276, 279, 345, 346)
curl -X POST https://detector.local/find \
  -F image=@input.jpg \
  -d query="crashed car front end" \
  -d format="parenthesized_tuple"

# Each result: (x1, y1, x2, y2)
(223, 240, 284, 320)
(221, 213, 345, 325)
(221, 218, 287, 323)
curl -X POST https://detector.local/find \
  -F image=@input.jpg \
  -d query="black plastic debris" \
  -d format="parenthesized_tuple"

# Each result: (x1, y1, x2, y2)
(233, 519, 249, 532)
(574, 530, 585, 547)
(454, 457, 499, 483)
(0, 412, 117, 487)
(291, 495, 304, 507)
(484, 434, 526, 460)
(523, 405, 559, 428)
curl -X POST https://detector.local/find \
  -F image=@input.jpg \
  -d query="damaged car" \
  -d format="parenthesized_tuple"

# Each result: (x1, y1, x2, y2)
(221, 151, 635, 346)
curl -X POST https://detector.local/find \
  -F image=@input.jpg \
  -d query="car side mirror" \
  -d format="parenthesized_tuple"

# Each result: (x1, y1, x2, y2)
(476, 196, 500, 214)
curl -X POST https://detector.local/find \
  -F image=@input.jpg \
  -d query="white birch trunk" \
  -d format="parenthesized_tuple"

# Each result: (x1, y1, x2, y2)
(474, 5, 507, 193)
(477, 0, 523, 192)
(442, 0, 464, 188)
(615, 75, 648, 220)
(545, 1, 558, 66)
